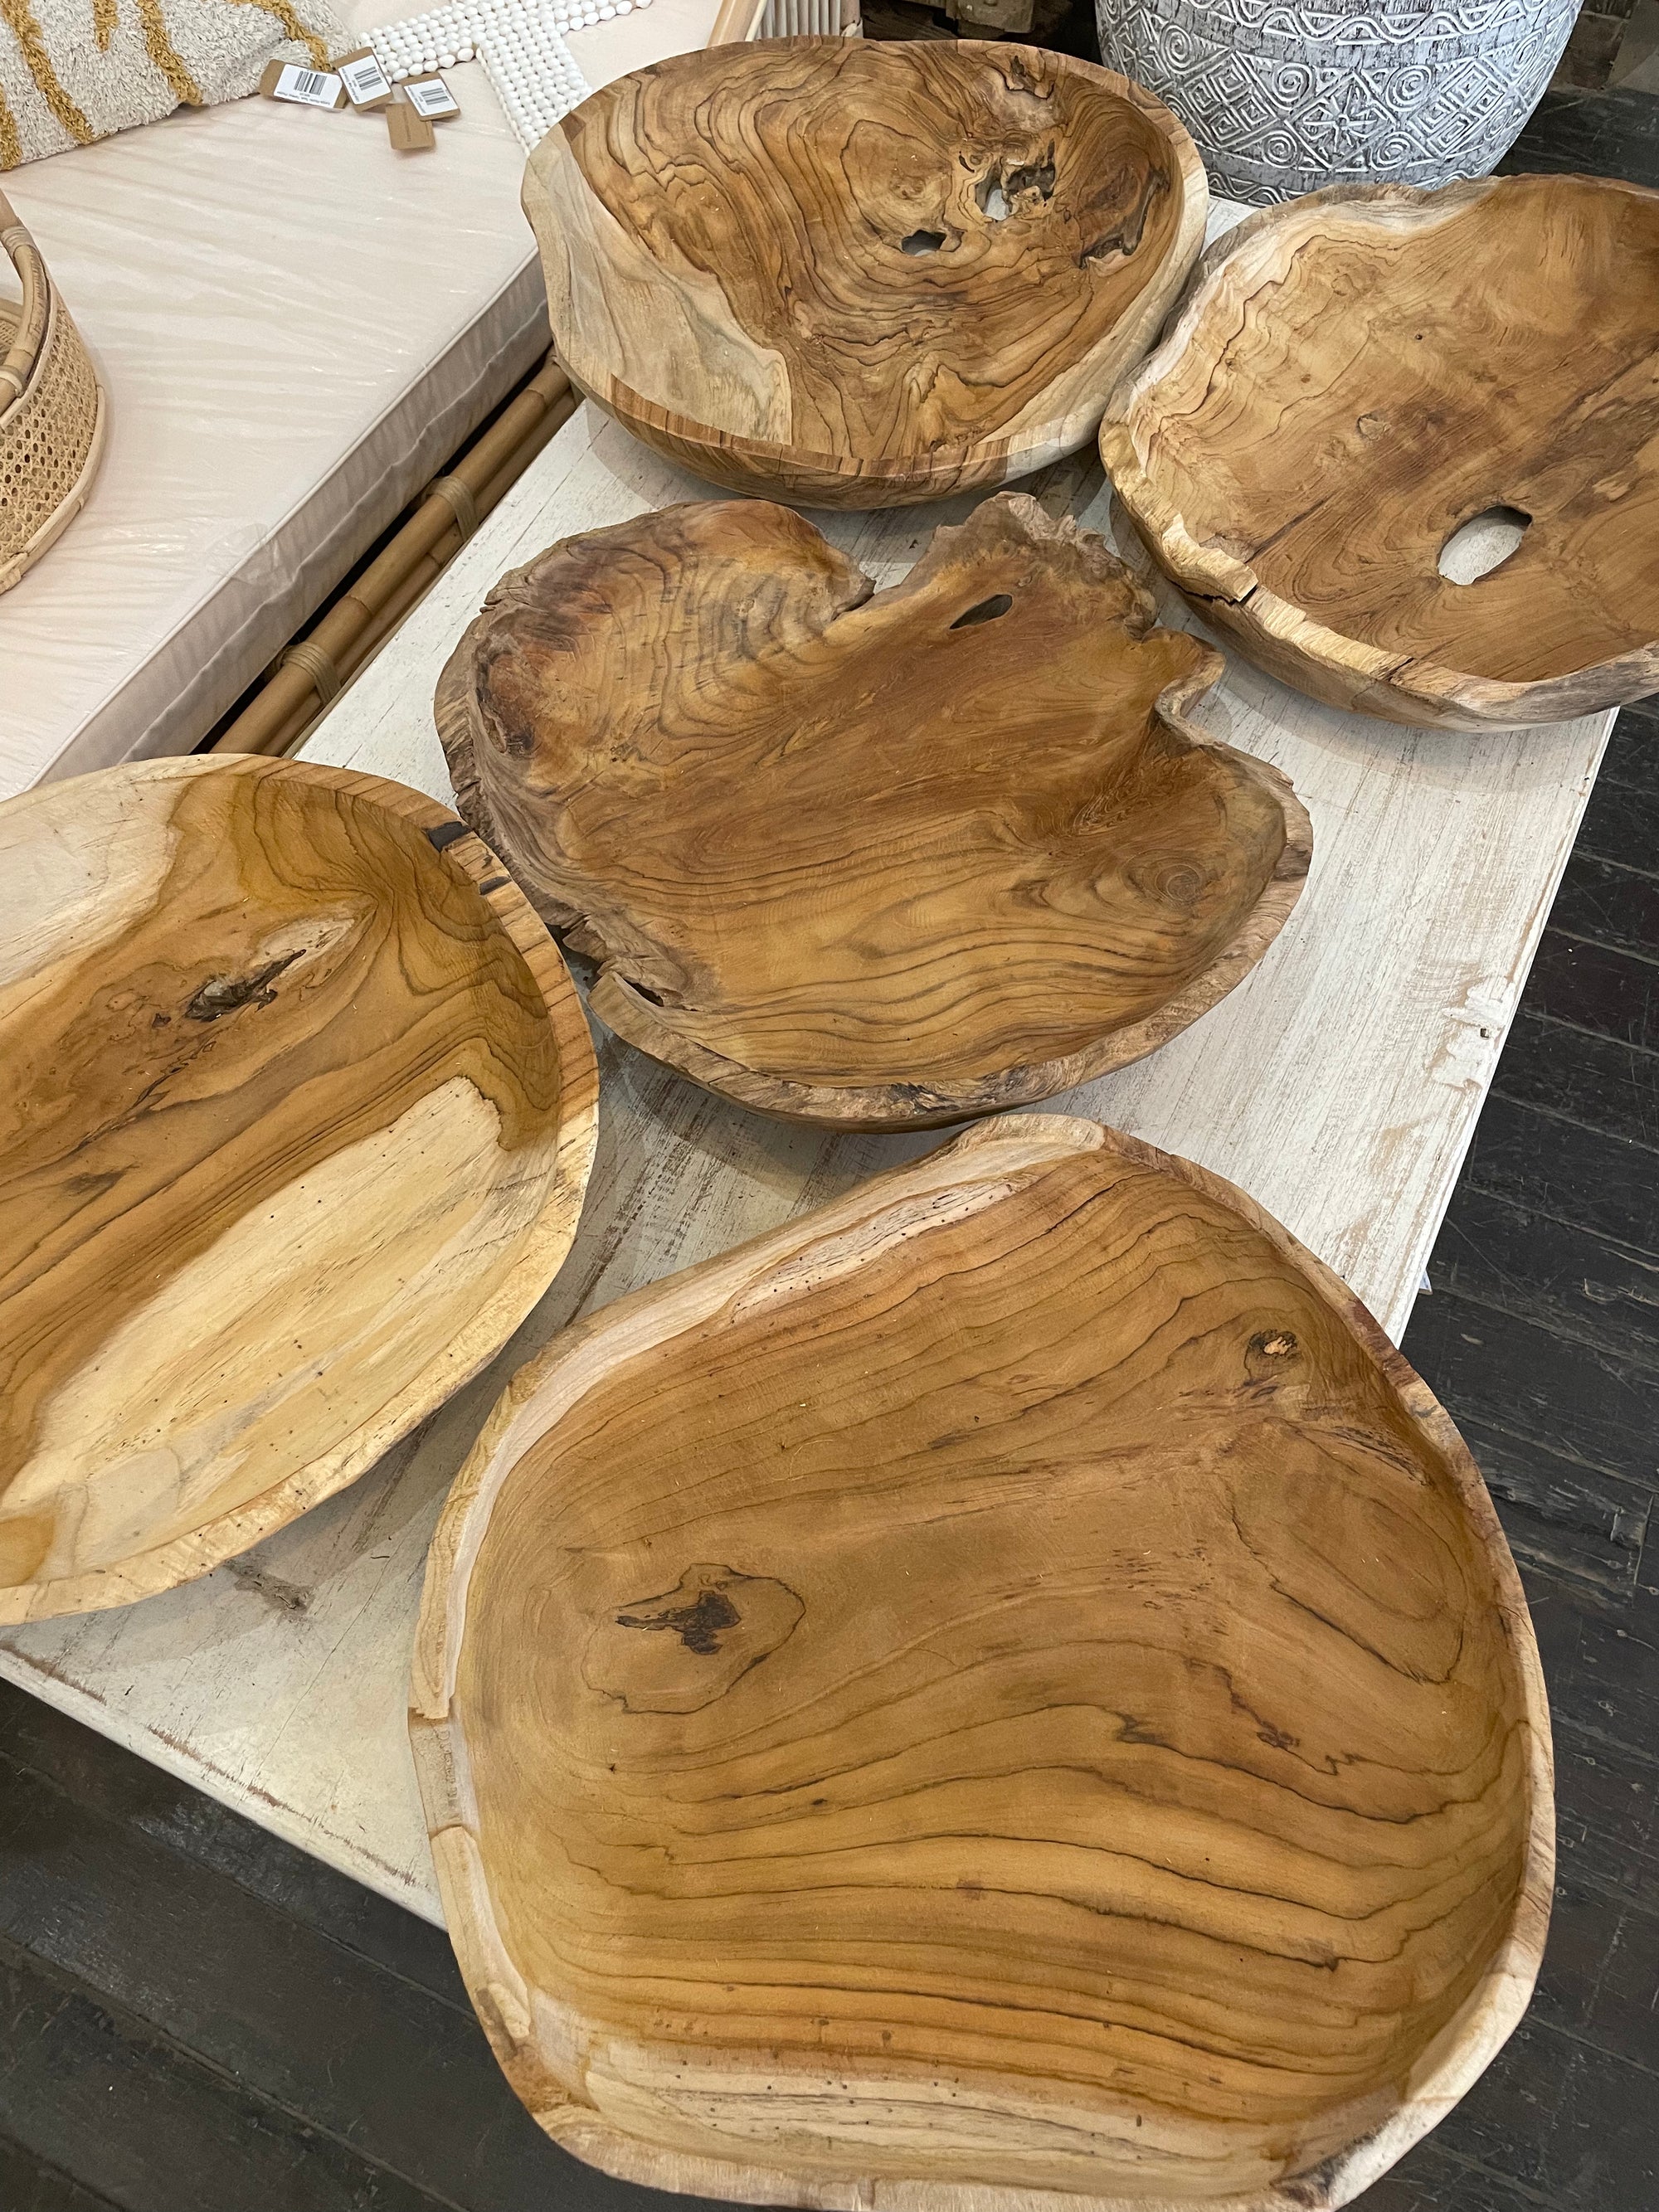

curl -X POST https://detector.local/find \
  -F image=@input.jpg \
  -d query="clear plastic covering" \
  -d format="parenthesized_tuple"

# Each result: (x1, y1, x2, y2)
(0, 0, 722, 800)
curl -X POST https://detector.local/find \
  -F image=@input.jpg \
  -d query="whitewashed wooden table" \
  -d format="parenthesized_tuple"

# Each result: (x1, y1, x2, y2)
(0, 204, 1613, 1923)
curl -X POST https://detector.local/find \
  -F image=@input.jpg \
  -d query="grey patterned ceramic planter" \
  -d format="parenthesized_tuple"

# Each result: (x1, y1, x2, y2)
(1095, 0, 1579, 204)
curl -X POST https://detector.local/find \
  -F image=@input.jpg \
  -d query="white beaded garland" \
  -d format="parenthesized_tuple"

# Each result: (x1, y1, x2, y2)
(362, 0, 640, 148)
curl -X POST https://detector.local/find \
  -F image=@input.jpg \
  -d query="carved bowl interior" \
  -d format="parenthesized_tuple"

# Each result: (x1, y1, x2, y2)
(523, 38, 1206, 508)
(1102, 174, 1659, 728)
(411, 1112, 1553, 2212)
(435, 493, 1311, 1129)
(0, 756, 597, 1622)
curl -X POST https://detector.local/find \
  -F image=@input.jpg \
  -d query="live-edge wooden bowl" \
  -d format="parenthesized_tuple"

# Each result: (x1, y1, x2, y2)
(0, 755, 598, 1622)
(523, 37, 1206, 510)
(411, 1110, 1554, 2212)
(435, 492, 1311, 1129)
(1101, 173, 1659, 731)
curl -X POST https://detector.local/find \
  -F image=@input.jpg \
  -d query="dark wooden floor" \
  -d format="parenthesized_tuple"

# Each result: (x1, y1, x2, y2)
(5, 67, 1658, 2212)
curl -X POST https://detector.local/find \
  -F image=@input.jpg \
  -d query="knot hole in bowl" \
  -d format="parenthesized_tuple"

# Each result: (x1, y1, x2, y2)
(1438, 505, 1532, 586)
(900, 145, 1058, 253)
(950, 591, 1014, 630)
(976, 148, 1056, 222)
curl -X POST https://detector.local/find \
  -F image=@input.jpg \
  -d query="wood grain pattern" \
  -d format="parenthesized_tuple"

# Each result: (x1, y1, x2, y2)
(0, 366, 1611, 1933)
(0, 755, 597, 1623)
(1101, 175, 1659, 731)
(523, 38, 1206, 509)
(436, 492, 1310, 1128)
(411, 1111, 1553, 2211)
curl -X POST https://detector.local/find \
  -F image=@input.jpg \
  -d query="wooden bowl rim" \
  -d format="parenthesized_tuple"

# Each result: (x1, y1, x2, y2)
(434, 501, 1313, 1130)
(410, 1107, 1554, 2212)
(0, 751, 600, 1625)
(525, 38, 1209, 497)
(1099, 172, 1659, 731)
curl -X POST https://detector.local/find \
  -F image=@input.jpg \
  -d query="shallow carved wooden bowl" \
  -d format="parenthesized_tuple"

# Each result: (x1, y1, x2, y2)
(436, 493, 1311, 1130)
(412, 1110, 1554, 2212)
(1101, 173, 1659, 731)
(522, 38, 1206, 509)
(0, 756, 599, 1623)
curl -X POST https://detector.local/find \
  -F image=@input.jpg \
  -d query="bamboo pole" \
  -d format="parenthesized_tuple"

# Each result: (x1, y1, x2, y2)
(708, 0, 769, 42)
(249, 527, 465, 761)
(215, 356, 577, 757)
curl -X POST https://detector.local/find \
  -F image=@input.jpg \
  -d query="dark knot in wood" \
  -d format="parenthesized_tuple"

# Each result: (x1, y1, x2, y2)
(586, 1563, 805, 1714)
(616, 1585, 740, 1655)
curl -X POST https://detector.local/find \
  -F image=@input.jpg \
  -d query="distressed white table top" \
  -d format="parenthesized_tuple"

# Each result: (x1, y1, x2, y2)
(0, 206, 1612, 1919)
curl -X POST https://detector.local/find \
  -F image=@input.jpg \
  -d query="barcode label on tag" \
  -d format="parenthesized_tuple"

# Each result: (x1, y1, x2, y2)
(338, 51, 392, 105)
(405, 75, 460, 117)
(273, 63, 343, 107)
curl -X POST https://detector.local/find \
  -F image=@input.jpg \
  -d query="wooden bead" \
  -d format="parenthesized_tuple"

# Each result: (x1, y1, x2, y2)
(0, 756, 597, 1621)
(1102, 174, 1659, 731)
(411, 1110, 1553, 2210)
(436, 492, 1311, 1128)
(524, 39, 1206, 509)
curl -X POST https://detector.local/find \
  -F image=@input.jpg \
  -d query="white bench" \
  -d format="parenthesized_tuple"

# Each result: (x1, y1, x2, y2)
(0, 0, 722, 800)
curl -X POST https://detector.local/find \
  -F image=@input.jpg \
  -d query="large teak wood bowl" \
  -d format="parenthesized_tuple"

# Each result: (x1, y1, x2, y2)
(411, 1111, 1554, 2212)
(1101, 173, 1659, 731)
(0, 756, 599, 1623)
(522, 39, 1206, 509)
(437, 493, 1311, 1129)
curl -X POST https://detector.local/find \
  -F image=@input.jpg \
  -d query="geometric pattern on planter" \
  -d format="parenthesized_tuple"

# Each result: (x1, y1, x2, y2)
(1097, 0, 1579, 202)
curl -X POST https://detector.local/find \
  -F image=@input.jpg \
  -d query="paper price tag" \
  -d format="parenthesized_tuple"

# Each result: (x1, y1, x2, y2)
(260, 60, 347, 108)
(405, 74, 460, 119)
(387, 95, 436, 150)
(338, 49, 393, 107)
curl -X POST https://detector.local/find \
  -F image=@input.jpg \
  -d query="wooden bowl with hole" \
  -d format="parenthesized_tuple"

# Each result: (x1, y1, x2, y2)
(523, 38, 1207, 509)
(0, 756, 598, 1623)
(436, 493, 1311, 1130)
(411, 1109, 1554, 2212)
(1100, 173, 1659, 731)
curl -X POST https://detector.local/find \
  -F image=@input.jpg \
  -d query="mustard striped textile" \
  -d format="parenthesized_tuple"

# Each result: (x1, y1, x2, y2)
(0, 0, 348, 168)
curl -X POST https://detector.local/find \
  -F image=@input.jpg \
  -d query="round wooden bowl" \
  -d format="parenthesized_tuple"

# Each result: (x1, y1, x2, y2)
(523, 38, 1206, 510)
(412, 1110, 1554, 2212)
(0, 756, 599, 1623)
(437, 493, 1311, 1130)
(1101, 173, 1659, 731)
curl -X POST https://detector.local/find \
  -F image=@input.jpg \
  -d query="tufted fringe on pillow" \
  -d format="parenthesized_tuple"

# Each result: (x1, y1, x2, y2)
(0, 0, 351, 168)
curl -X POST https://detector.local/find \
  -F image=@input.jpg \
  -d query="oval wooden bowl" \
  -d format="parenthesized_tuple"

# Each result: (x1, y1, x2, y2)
(1101, 173, 1659, 731)
(523, 38, 1207, 510)
(0, 756, 599, 1623)
(436, 493, 1311, 1130)
(412, 1110, 1553, 2212)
